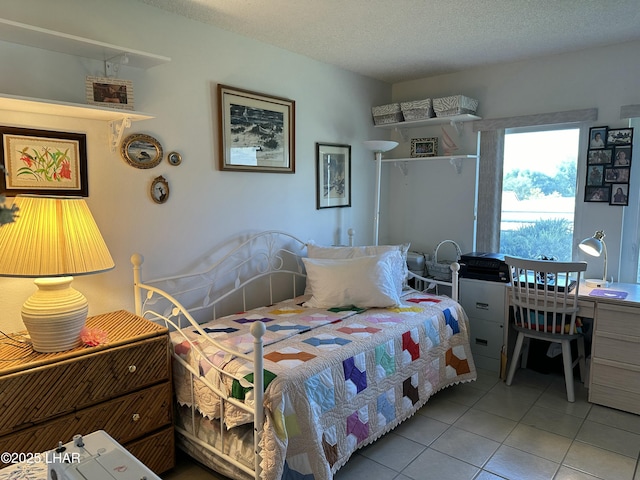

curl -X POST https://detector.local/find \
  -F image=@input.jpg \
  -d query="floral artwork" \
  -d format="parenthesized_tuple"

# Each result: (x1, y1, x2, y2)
(0, 127, 88, 196)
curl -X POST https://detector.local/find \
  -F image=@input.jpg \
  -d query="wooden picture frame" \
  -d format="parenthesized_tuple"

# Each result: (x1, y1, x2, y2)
(218, 84, 295, 173)
(316, 142, 351, 209)
(0, 126, 88, 196)
(410, 137, 438, 157)
(86, 76, 134, 110)
(120, 133, 163, 169)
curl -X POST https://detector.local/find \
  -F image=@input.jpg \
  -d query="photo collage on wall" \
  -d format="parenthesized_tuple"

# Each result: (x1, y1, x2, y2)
(585, 126, 633, 206)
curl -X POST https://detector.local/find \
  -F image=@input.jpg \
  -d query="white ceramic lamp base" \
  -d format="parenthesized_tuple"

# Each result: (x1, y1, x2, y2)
(21, 276, 88, 353)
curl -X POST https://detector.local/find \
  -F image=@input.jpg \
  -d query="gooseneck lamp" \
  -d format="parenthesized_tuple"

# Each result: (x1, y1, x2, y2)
(578, 230, 608, 288)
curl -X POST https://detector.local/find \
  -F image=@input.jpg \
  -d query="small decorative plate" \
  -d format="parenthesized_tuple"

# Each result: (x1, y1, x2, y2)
(151, 175, 169, 204)
(121, 133, 163, 169)
(167, 151, 182, 166)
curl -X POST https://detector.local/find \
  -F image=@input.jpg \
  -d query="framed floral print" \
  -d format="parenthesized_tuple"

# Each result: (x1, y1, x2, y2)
(0, 126, 88, 196)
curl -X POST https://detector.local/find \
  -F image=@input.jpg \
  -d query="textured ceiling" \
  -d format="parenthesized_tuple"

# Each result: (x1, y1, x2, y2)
(139, 0, 640, 83)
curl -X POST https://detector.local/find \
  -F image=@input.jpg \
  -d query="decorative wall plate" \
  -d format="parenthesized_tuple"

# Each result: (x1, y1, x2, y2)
(121, 133, 163, 169)
(167, 151, 182, 166)
(151, 175, 169, 204)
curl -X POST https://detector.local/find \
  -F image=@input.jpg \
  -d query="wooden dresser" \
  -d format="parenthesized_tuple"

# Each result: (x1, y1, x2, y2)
(0, 310, 174, 474)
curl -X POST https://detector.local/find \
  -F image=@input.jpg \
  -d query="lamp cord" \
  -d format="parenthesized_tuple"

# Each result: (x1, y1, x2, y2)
(0, 330, 34, 360)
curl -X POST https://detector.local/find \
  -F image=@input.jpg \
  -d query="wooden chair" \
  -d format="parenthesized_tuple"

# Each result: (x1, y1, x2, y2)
(504, 256, 587, 402)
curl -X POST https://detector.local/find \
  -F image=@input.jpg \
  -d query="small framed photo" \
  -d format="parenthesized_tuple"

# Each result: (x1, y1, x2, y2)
(316, 142, 351, 209)
(86, 76, 134, 110)
(167, 151, 182, 166)
(584, 186, 610, 203)
(587, 149, 612, 165)
(606, 128, 633, 146)
(588, 126, 607, 149)
(586, 165, 604, 186)
(218, 84, 295, 173)
(610, 183, 629, 206)
(0, 126, 88, 196)
(604, 167, 630, 183)
(151, 175, 170, 204)
(613, 146, 632, 166)
(410, 137, 438, 157)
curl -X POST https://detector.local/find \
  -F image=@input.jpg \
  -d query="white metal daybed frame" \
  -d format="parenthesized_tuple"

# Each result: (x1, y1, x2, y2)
(132, 231, 460, 480)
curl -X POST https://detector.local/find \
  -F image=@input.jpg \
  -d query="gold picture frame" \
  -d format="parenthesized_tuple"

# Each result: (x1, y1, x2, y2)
(218, 84, 295, 173)
(121, 133, 163, 169)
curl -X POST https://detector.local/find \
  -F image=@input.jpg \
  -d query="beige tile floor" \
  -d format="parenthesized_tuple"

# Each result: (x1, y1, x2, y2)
(162, 368, 640, 480)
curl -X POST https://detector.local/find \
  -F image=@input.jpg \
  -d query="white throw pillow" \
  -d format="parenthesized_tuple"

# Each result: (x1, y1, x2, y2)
(306, 242, 410, 294)
(302, 252, 402, 308)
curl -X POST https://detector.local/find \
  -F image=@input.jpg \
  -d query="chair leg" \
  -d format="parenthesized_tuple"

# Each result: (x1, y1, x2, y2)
(520, 337, 530, 369)
(577, 336, 586, 384)
(561, 339, 575, 402)
(506, 332, 525, 386)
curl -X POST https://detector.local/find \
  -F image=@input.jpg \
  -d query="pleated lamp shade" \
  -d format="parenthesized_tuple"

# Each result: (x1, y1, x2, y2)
(0, 196, 114, 352)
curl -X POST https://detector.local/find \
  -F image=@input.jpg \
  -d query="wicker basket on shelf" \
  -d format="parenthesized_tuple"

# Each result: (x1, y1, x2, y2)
(425, 240, 462, 282)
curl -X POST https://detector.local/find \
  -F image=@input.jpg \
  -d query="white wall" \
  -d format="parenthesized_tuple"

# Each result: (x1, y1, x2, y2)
(387, 41, 640, 278)
(0, 0, 392, 332)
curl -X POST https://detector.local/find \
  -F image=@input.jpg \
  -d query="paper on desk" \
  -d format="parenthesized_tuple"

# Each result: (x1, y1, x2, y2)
(589, 289, 628, 299)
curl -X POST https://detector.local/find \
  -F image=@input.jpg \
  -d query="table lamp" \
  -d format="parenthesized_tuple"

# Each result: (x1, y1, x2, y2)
(578, 230, 608, 287)
(0, 195, 114, 352)
(363, 140, 398, 246)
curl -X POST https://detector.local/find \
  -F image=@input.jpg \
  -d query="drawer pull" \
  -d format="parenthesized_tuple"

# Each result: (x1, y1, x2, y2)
(128, 365, 137, 373)
(475, 302, 489, 310)
(475, 338, 488, 346)
(132, 413, 140, 422)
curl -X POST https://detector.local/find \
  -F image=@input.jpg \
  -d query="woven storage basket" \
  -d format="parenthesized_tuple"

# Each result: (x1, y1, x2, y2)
(372, 103, 403, 125)
(425, 240, 462, 282)
(400, 99, 435, 121)
(433, 95, 478, 117)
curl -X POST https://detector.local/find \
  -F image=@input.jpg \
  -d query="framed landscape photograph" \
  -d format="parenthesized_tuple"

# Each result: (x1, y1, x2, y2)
(86, 76, 134, 110)
(218, 84, 295, 173)
(0, 126, 88, 196)
(316, 142, 351, 209)
(410, 137, 438, 157)
(606, 128, 633, 146)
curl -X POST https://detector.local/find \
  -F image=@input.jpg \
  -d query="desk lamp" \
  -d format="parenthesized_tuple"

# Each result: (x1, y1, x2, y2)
(363, 140, 398, 246)
(578, 230, 608, 287)
(0, 196, 114, 352)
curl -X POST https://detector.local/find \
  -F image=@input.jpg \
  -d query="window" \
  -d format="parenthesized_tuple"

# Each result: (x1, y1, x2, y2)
(499, 127, 580, 261)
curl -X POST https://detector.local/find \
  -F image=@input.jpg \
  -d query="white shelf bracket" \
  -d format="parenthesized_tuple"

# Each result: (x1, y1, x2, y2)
(450, 157, 463, 174)
(109, 117, 132, 152)
(450, 120, 465, 136)
(394, 161, 409, 176)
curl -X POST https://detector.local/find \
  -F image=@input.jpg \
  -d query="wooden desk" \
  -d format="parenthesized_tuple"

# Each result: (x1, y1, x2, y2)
(504, 282, 640, 415)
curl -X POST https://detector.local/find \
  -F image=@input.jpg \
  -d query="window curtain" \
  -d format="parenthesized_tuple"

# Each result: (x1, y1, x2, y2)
(472, 109, 598, 253)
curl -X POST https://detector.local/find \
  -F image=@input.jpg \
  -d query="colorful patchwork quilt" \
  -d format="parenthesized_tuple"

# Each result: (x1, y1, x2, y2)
(171, 292, 476, 480)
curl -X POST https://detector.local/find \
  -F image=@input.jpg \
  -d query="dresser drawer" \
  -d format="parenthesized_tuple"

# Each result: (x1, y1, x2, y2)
(595, 303, 640, 336)
(0, 382, 172, 467)
(589, 383, 640, 416)
(459, 279, 506, 323)
(468, 317, 503, 360)
(592, 333, 640, 366)
(126, 425, 175, 474)
(590, 359, 640, 395)
(0, 336, 169, 435)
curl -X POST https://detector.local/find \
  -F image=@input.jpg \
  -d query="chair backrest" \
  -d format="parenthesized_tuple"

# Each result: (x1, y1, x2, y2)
(505, 256, 587, 336)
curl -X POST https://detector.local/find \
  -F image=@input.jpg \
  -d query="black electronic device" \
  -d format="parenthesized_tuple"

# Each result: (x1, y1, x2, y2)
(459, 252, 509, 282)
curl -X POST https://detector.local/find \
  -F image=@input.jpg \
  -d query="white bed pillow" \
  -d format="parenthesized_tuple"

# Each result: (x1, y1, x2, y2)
(306, 242, 410, 294)
(302, 252, 402, 308)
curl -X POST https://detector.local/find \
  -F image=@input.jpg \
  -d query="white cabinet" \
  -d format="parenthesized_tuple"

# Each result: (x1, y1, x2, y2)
(459, 278, 509, 373)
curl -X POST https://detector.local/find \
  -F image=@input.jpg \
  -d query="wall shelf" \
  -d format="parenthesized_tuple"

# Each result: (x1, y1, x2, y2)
(0, 93, 154, 151)
(382, 154, 478, 174)
(375, 113, 480, 137)
(0, 18, 170, 68)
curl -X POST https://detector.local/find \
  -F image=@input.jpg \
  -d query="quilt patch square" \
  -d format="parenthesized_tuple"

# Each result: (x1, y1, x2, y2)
(337, 324, 381, 337)
(376, 388, 396, 428)
(402, 328, 420, 365)
(343, 353, 367, 399)
(444, 308, 460, 335)
(305, 368, 336, 416)
(346, 406, 369, 444)
(303, 334, 351, 350)
(265, 347, 316, 368)
(375, 340, 395, 379)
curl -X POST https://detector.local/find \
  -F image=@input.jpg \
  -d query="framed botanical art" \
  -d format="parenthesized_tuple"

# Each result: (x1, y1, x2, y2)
(316, 142, 351, 209)
(218, 84, 295, 173)
(0, 126, 88, 196)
